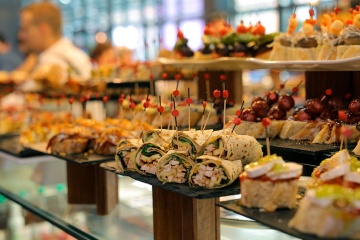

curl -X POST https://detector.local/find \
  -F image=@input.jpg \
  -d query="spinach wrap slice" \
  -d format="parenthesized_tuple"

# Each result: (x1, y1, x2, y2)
(171, 129, 213, 159)
(200, 131, 263, 165)
(189, 155, 243, 189)
(156, 151, 195, 184)
(115, 139, 140, 172)
(135, 142, 166, 175)
(141, 129, 175, 149)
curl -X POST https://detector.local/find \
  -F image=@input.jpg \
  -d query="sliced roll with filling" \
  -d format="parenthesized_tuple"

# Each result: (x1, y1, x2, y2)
(47, 125, 94, 154)
(171, 129, 213, 159)
(135, 142, 166, 175)
(115, 139, 141, 172)
(94, 128, 127, 155)
(201, 131, 263, 165)
(156, 151, 195, 184)
(141, 129, 176, 149)
(189, 155, 243, 189)
(289, 185, 360, 238)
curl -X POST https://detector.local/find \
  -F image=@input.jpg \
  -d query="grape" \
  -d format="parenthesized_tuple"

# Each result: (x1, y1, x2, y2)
(269, 106, 286, 120)
(278, 94, 295, 111)
(251, 100, 269, 118)
(240, 108, 257, 122)
(266, 91, 279, 107)
(305, 99, 324, 115)
(349, 99, 360, 116)
(294, 109, 312, 121)
(328, 97, 344, 111)
(251, 96, 264, 106)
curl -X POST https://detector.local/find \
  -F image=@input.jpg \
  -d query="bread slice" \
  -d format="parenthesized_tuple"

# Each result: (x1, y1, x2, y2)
(354, 140, 360, 156)
(240, 178, 298, 212)
(279, 120, 308, 139)
(290, 121, 326, 141)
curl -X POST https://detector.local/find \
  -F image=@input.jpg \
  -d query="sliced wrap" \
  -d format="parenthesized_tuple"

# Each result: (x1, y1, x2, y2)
(115, 139, 141, 172)
(171, 129, 213, 159)
(135, 142, 166, 175)
(200, 131, 263, 165)
(156, 151, 196, 184)
(189, 155, 243, 189)
(141, 129, 176, 149)
(117, 138, 140, 148)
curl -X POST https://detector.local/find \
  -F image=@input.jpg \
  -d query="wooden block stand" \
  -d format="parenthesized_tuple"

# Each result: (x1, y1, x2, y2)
(152, 186, 220, 240)
(66, 162, 118, 215)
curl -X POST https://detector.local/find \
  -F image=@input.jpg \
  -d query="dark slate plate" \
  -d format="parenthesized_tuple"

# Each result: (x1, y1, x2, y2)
(25, 143, 114, 165)
(0, 136, 43, 158)
(257, 139, 355, 165)
(217, 199, 337, 240)
(100, 161, 240, 199)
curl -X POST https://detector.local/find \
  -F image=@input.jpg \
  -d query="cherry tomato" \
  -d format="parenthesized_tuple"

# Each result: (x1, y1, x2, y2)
(233, 118, 241, 125)
(173, 89, 180, 97)
(157, 106, 164, 113)
(202, 101, 207, 108)
(222, 90, 229, 98)
(130, 102, 136, 109)
(213, 89, 221, 99)
(262, 117, 271, 127)
(172, 109, 179, 117)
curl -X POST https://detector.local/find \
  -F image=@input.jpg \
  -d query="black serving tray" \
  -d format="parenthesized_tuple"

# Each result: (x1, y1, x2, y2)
(217, 200, 326, 240)
(100, 161, 240, 199)
(25, 143, 114, 165)
(0, 136, 44, 158)
(257, 138, 355, 165)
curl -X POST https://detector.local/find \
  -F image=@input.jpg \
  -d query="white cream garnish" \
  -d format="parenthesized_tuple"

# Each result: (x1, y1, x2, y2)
(245, 156, 284, 178)
(266, 162, 303, 180)
(344, 171, 360, 184)
(317, 149, 351, 173)
(320, 163, 350, 182)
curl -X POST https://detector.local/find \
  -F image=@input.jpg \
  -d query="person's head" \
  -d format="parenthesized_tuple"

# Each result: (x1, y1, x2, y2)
(19, 2, 62, 52)
(91, 42, 118, 67)
(0, 33, 11, 54)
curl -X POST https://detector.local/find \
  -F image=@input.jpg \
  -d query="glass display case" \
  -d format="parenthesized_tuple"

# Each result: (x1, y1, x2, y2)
(0, 153, 299, 239)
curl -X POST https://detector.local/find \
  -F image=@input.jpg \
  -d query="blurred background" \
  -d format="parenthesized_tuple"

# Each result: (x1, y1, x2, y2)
(0, 0, 355, 61)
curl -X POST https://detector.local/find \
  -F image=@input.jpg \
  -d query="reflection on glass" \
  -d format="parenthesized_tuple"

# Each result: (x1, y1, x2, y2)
(179, 19, 205, 50)
(164, 0, 178, 20)
(234, 0, 278, 11)
(162, 22, 177, 50)
(181, 0, 204, 17)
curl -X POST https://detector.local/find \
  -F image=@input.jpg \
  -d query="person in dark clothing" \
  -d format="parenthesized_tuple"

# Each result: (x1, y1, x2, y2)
(0, 33, 22, 71)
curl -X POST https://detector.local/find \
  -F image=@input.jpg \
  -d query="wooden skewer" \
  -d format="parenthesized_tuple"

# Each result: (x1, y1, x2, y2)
(218, 101, 244, 159)
(265, 127, 270, 156)
(187, 88, 191, 131)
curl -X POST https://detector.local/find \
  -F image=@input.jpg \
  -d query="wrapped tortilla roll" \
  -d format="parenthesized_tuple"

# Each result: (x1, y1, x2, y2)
(141, 129, 176, 149)
(135, 142, 166, 175)
(200, 131, 263, 165)
(156, 151, 195, 184)
(115, 139, 141, 172)
(189, 155, 243, 189)
(171, 129, 213, 159)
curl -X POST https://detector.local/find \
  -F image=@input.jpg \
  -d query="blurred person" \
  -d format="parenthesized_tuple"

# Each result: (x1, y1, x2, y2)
(18, 2, 92, 90)
(0, 32, 22, 71)
(13, 34, 37, 79)
(91, 42, 118, 68)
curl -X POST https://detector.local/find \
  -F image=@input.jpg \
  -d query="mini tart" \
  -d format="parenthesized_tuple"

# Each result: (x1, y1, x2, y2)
(239, 155, 302, 212)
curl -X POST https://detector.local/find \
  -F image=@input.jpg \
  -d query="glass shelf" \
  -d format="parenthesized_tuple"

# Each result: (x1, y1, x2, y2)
(0, 153, 298, 239)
